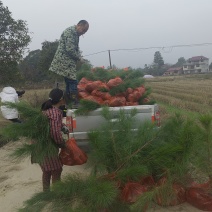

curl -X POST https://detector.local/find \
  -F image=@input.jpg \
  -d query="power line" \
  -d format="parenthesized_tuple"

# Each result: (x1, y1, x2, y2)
(83, 42, 212, 57)
(83, 50, 108, 56)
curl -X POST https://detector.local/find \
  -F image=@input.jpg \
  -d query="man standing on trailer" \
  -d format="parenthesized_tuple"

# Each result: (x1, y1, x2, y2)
(49, 20, 89, 108)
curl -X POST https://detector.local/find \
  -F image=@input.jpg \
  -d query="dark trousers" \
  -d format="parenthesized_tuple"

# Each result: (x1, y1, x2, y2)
(64, 77, 78, 95)
(64, 77, 78, 105)
(42, 168, 62, 192)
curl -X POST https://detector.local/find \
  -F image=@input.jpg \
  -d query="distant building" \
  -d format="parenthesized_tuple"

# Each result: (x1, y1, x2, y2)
(183, 56, 209, 74)
(163, 67, 183, 76)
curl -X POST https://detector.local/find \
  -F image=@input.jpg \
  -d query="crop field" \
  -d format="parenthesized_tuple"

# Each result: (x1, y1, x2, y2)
(145, 74, 212, 120)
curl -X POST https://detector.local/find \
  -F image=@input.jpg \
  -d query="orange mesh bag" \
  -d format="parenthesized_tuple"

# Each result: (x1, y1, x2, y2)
(78, 77, 92, 85)
(140, 176, 155, 189)
(109, 96, 126, 107)
(186, 187, 212, 211)
(78, 91, 90, 99)
(85, 80, 104, 93)
(102, 92, 111, 100)
(121, 182, 148, 203)
(83, 95, 104, 105)
(77, 84, 86, 92)
(126, 88, 133, 95)
(107, 77, 123, 88)
(78, 77, 92, 92)
(189, 181, 210, 190)
(87, 80, 110, 92)
(133, 90, 142, 102)
(136, 86, 146, 95)
(126, 92, 141, 102)
(126, 93, 136, 102)
(126, 86, 146, 102)
(99, 82, 109, 91)
(59, 137, 88, 166)
(155, 177, 186, 206)
(115, 92, 127, 98)
(91, 90, 111, 100)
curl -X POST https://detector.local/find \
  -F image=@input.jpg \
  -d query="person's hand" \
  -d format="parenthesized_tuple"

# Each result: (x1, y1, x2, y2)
(61, 125, 69, 134)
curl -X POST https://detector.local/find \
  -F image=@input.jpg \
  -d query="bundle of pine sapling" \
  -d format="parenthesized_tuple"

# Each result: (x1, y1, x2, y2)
(76, 68, 155, 114)
(0, 101, 58, 163)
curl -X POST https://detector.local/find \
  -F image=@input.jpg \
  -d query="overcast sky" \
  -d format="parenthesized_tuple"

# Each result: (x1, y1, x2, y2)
(2, 0, 212, 68)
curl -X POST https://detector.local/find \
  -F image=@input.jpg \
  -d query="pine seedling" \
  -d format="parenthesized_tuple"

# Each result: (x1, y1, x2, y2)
(87, 106, 158, 178)
(139, 87, 156, 105)
(0, 101, 58, 163)
(77, 68, 144, 82)
(74, 99, 100, 115)
(128, 114, 200, 210)
(109, 78, 145, 96)
(19, 174, 121, 212)
(148, 114, 200, 180)
(191, 113, 212, 186)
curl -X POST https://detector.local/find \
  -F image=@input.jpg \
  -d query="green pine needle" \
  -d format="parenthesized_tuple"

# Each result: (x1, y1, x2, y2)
(0, 101, 58, 163)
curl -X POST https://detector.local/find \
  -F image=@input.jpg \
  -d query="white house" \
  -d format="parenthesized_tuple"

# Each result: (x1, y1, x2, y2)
(183, 56, 209, 74)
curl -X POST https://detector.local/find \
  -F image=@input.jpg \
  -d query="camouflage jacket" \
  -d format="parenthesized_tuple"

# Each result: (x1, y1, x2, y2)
(49, 26, 81, 80)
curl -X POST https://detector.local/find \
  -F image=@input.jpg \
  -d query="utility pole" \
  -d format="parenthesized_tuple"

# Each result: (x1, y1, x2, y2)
(108, 50, 112, 69)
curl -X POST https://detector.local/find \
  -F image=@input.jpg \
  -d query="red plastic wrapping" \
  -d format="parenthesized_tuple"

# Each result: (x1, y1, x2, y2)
(78, 77, 147, 106)
(136, 86, 145, 95)
(190, 181, 210, 190)
(107, 77, 123, 88)
(83, 95, 104, 105)
(156, 178, 186, 206)
(126, 87, 144, 102)
(99, 83, 109, 91)
(78, 91, 90, 99)
(91, 90, 111, 100)
(77, 83, 86, 92)
(186, 187, 212, 211)
(78, 77, 92, 92)
(126, 88, 133, 94)
(59, 137, 88, 166)
(109, 97, 126, 107)
(140, 176, 155, 189)
(79, 77, 92, 85)
(121, 182, 148, 203)
(126, 93, 136, 102)
(85, 80, 105, 92)
(115, 92, 127, 98)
